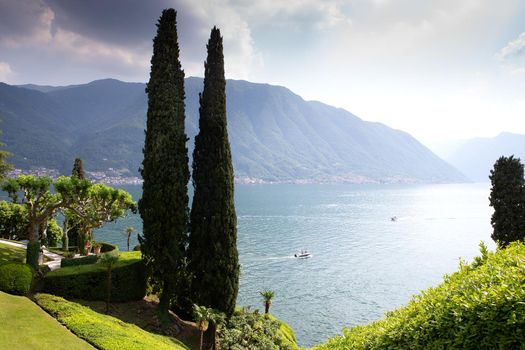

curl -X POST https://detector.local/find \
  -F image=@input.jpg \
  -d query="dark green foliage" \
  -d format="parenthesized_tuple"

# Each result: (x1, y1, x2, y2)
(26, 240, 40, 270)
(60, 254, 99, 267)
(218, 309, 295, 350)
(133, 244, 141, 251)
(100, 242, 118, 253)
(0, 201, 28, 240)
(313, 242, 525, 350)
(189, 27, 239, 317)
(138, 8, 190, 312)
(46, 218, 63, 247)
(43, 251, 146, 302)
(72, 157, 85, 179)
(489, 155, 525, 247)
(0, 262, 33, 295)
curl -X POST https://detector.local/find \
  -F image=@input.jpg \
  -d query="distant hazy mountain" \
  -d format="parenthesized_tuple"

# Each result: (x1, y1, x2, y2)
(0, 78, 465, 183)
(444, 132, 525, 182)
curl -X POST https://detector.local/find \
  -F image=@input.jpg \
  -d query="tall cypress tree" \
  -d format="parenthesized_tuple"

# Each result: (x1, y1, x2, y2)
(72, 158, 85, 179)
(188, 27, 239, 316)
(489, 155, 525, 247)
(68, 157, 85, 249)
(139, 9, 190, 314)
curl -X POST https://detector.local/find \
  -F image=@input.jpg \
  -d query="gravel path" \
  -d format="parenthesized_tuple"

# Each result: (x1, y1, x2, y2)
(0, 239, 63, 270)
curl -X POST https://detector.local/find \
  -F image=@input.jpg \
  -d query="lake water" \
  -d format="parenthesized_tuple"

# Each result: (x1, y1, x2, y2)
(95, 183, 493, 347)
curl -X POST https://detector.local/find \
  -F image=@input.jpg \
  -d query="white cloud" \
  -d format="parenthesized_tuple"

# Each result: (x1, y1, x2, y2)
(495, 32, 525, 71)
(0, 62, 13, 81)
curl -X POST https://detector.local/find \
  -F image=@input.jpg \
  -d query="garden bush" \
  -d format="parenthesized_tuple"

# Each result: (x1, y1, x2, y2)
(100, 242, 118, 253)
(34, 293, 189, 350)
(44, 251, 146, 302)
(313, 242, 525, 350)
(219, 308, 298, 350)
(60, 254, 99, 267)
(133, 244, 141, 251)
(0, 262, 33, 295)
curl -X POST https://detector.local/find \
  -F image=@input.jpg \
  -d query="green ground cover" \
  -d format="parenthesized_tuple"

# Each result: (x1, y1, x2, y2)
(34, 293, 189, 350)
(313, 242, 525, 350)
(0, 291, 95, 350)
(0, 241, 26, 263)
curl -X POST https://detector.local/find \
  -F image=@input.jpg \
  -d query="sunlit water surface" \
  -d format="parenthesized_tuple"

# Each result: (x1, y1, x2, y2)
(95, 183, 492, 347)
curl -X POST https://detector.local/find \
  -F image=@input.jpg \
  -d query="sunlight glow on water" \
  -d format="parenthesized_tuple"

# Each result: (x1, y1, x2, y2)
(95, 183, 493, 347)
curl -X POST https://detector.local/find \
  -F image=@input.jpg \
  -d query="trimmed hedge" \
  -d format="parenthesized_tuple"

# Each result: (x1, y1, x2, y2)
(44, 251, 146, 302)
(34, 293, 189, 350)
(100, 242, 118, 253)
(61, 254, 99, 267)
(313, 242, 525, 350)
(0, 262, 33, 295)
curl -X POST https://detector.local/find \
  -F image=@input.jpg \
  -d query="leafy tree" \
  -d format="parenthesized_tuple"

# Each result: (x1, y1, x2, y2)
(2, 176, 74, 268)
(0, 128, 12, 182)
(489, 155, 525, 247)
(188, 27, 239, 317)
(0, 201, 28, 240)
(46, 218, 63, 247)
(260, 290, 275, 314)
(67, 183, 136, 253)
(125, 226, 135, 251)
(138, 8, 190, 316)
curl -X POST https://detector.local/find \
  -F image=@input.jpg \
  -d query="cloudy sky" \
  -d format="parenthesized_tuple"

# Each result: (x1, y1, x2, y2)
(1, 0, 524, 145)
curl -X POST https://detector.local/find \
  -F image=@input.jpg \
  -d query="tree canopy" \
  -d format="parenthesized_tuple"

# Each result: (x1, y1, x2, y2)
(188, 27, 239, 317)
(489, 155, 525, 247)
(138, 8, 190, 314)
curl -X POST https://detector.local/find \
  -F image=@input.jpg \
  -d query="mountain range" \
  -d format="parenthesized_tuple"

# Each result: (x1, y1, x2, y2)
(443, 132, 525, 182)
(0, 78, 466, 183)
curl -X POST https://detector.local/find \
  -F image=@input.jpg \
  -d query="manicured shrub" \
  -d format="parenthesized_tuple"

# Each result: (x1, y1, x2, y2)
(133, 244, 141, 251)
(60, 254, 99, 267)
(26, 241, 40, 268)
(219, 309, 298, 350)
(46, 219, 63, 247)
(314, 242, 525, 350)
(0, 262, 33, 295)
(34, 293, 189, 350)
(43, 251, 146, 302)
(100, 242, 118, 253)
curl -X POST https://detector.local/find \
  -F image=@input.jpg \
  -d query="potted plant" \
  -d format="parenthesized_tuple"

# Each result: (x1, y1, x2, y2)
(93, 242, 102, 255)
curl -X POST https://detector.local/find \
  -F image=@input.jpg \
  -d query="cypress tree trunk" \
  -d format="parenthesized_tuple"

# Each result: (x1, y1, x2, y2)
(139, 9, 190, 315)
(188, 27, 239, 317)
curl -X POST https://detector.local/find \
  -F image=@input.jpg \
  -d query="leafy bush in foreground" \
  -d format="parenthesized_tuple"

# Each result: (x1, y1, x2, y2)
(34, 293, 188, 350)
(219, 308, 298, 350)
(0, 262, 33, 295)
(313, 242, 525, 350)
(44, 251, 145, 301)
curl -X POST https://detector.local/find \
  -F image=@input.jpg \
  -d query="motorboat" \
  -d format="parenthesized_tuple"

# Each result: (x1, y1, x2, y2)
(391, 216, 398, 222)
(294, 250, 312, 258)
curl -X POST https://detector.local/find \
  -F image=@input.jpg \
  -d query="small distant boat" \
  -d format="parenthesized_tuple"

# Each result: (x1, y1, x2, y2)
(391, 216, 398, 222)
(294, 250, 312, 258)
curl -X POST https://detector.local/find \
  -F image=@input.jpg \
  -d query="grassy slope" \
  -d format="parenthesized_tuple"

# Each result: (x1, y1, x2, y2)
(0, 292, 95, 350)
(35, 293, 189, 350)
(0, 241, 26, 263)
(313, 242, 525, 350)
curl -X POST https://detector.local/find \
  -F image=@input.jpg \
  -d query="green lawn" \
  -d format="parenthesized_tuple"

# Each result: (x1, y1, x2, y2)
(0, 291, 95, 350)
(0, 241, 26, 263)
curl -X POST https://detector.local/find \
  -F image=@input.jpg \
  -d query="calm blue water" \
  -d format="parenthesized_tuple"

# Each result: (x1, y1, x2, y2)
(95, 183, 493, 347)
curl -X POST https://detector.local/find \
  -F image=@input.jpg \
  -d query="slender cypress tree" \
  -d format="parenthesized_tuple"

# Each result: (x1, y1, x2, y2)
(489, 155, 525, 247)
(188, 27, 239, 317)
(139, 9, 190, 314)
(72, 158, 85, 179)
